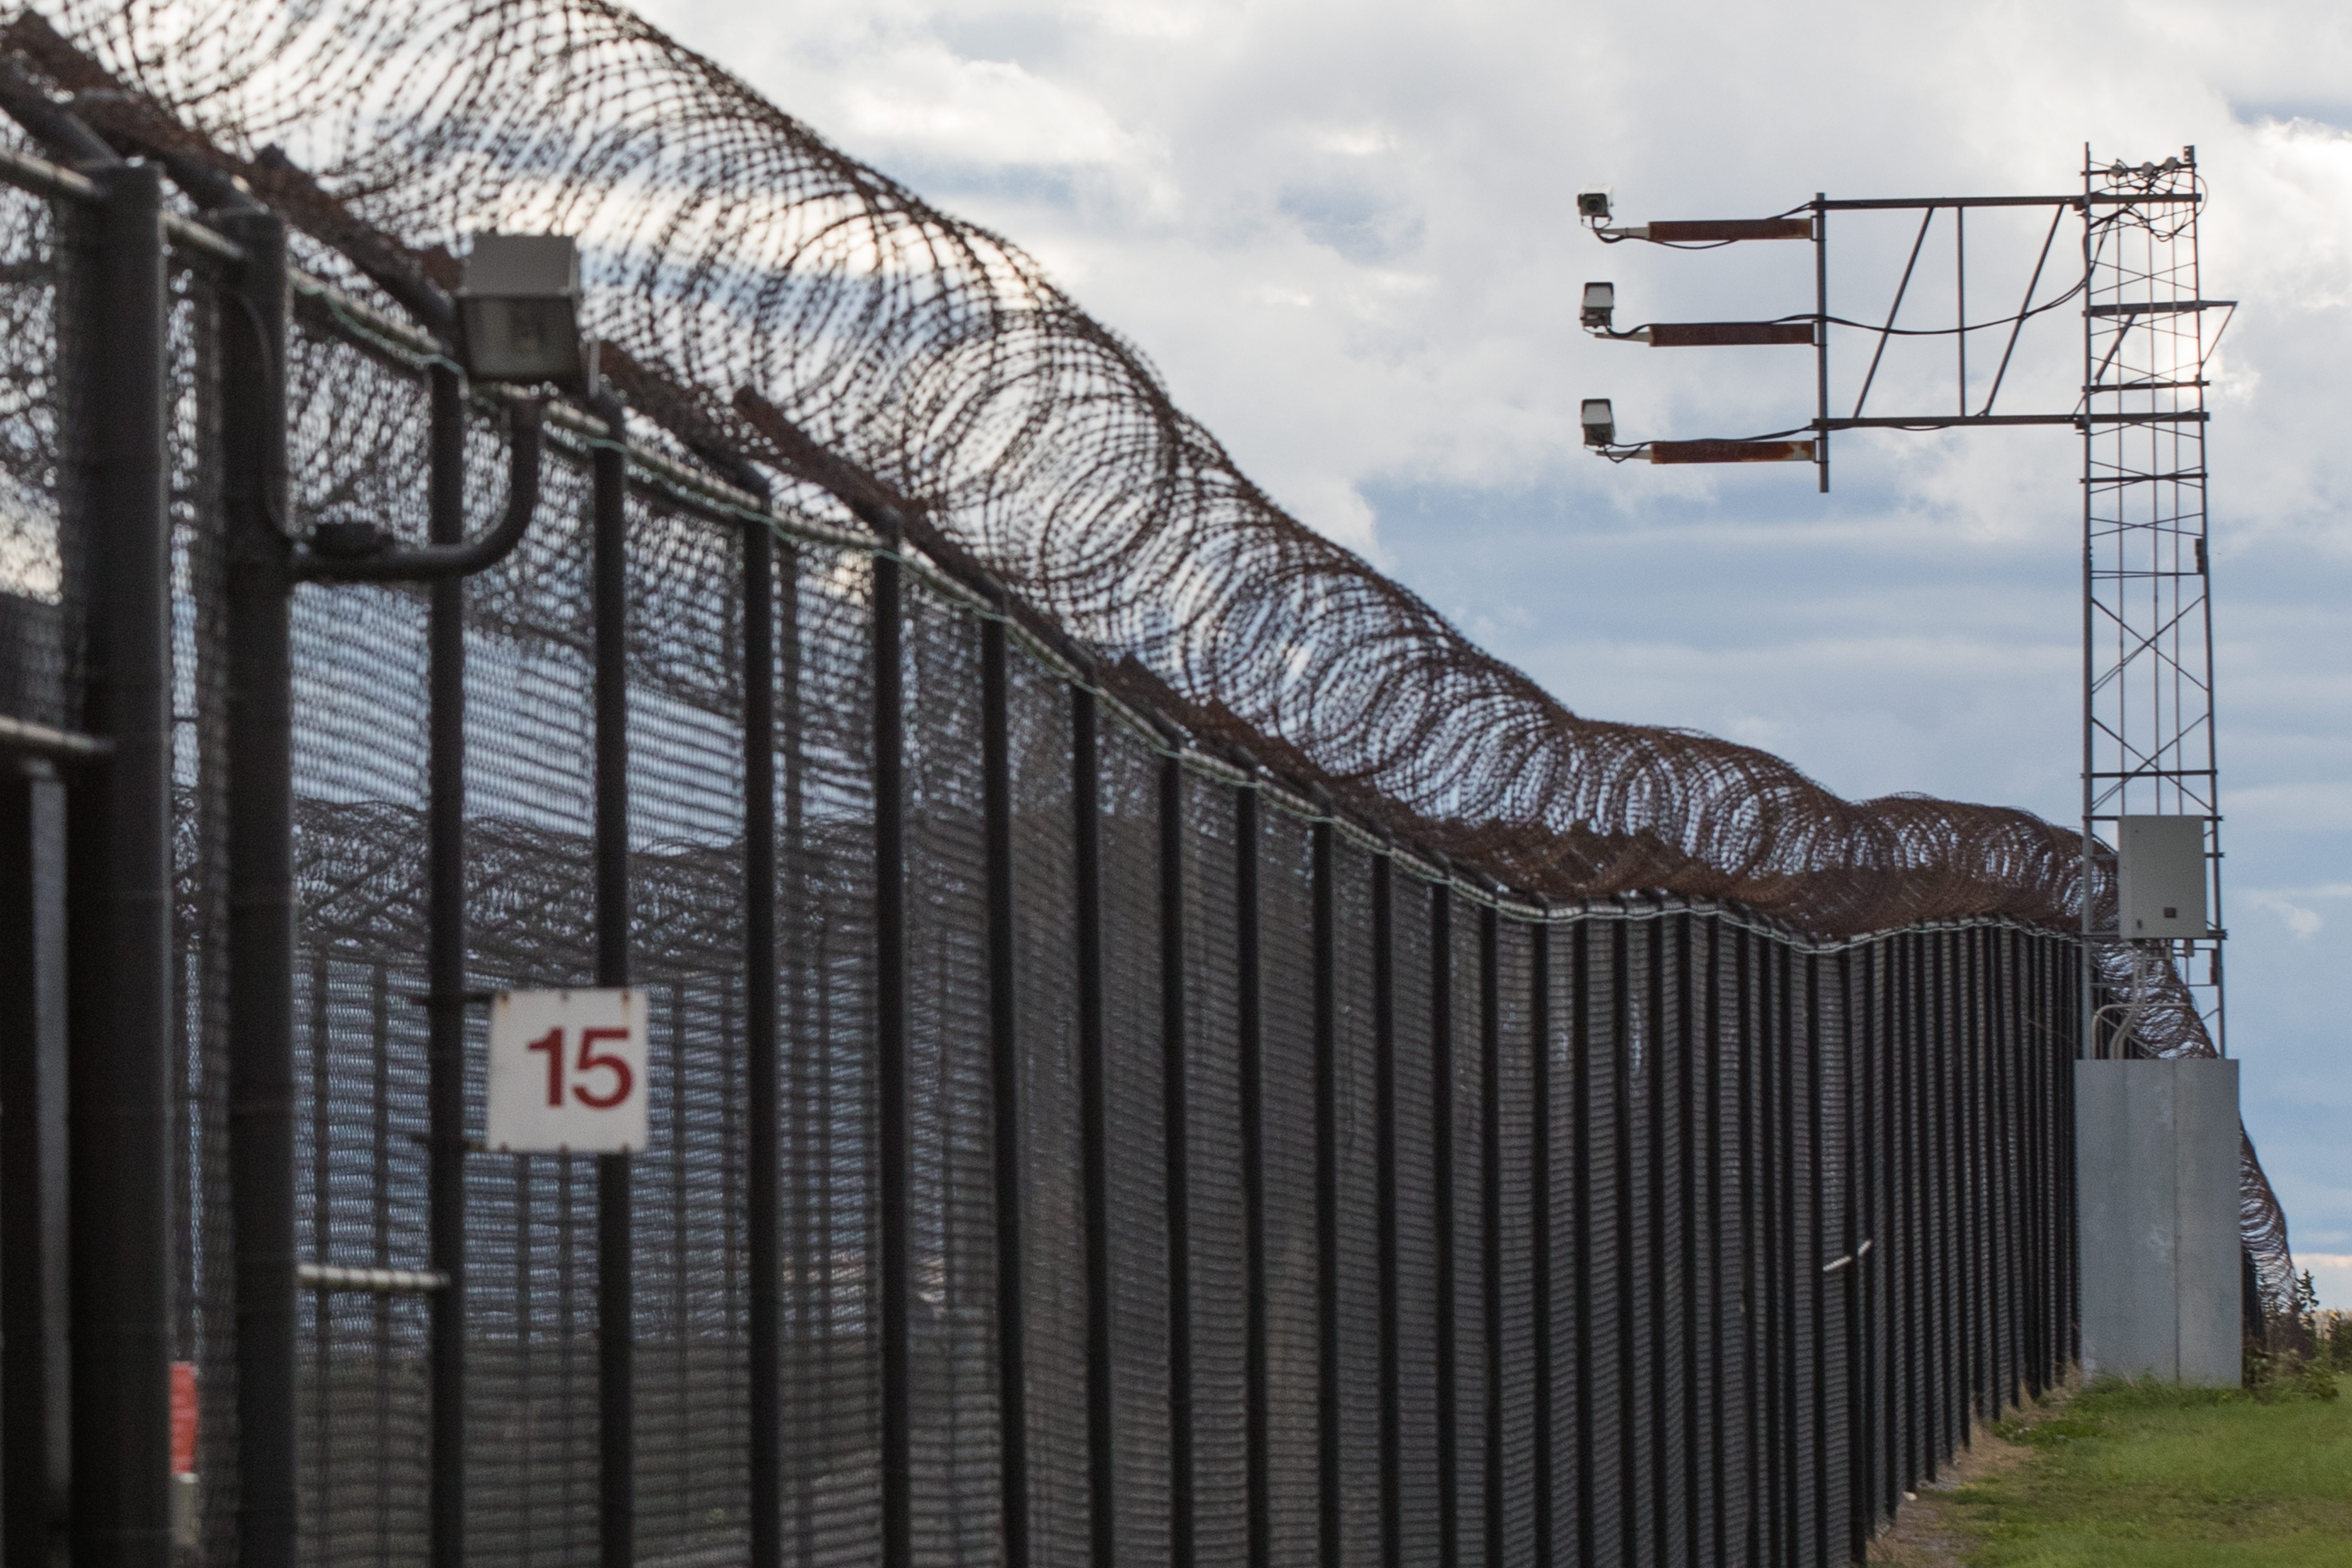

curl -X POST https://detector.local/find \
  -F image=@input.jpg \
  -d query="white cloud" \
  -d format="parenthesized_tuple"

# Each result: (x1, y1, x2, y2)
(2239, 881, 2352, 939)
(831, 59, 1146, 170)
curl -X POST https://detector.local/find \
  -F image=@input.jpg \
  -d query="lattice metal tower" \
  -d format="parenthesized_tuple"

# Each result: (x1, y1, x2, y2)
(2082, 149, 2226, 1050)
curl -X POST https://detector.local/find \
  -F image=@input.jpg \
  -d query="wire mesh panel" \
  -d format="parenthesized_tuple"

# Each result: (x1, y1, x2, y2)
(1007, 647, 1087, 1568)
(1813, 955, 1850, 1568)
(1667, 914, 1705, 1568)
(1580, 920, 1624, 1568)
(902, 578, 996, 1568)
(1619, 919, 1659, 1568)
(1331, 840, 1380, 1568)
(0, 182, 76, 733)
(1721, 924, 1759, 1566)
(1694, 916, 1732, 1568)
(1788, 947, 1820, 1568)
(1099, 719, 1170, 1568)
(628, 491, 756, 1568)
(282, 313, 436, 1568)
(772, 539, 881, 1568)
(156, 236, 243, 1568)
(1491, 919, 1535, 1568)
(457, 421, 603, 1568)
(1899, 932, 1931, 1497)
(1390, 871, 1441, 1568)
(1997, 933, 2025, 1412)
(1644, 914, 1687, 1568)
(1257, 807, 1319, 1568)
(1180, 770, 1248, 1568)
(1448, 897, 1485, 1568)
(1853, 944, 1891, 1539)
(1931, 933, 1962, 1469)
(1536, 921, 1581, 1568)
(1756, 935, 1791, 1568)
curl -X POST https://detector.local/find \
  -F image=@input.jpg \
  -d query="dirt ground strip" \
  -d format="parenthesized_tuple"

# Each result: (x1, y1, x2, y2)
(1865, 1417, 2037, 1566)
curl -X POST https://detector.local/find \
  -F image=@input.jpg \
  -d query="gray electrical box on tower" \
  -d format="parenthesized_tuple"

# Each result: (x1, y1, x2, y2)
(2118, 814, 2208, 939)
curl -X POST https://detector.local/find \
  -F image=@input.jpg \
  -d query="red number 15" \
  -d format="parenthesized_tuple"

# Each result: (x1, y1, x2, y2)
(525, 1027, 635, 1110)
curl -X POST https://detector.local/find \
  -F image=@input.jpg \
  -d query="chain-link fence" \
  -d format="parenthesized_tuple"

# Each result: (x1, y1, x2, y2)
(0, 8, 2285, 1567)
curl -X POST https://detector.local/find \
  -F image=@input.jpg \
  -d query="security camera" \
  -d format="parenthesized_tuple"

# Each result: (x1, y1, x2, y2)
(1580, 281, 1616, 330)
(1576, 186, 1613, 222)
(1580, 398, 1616, 447)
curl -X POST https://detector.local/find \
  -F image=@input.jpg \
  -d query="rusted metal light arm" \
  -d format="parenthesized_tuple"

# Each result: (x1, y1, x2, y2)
(1593, 215, 1816, 243)
(1648, 439, 1817, 465)
(1591, 320, 1817, 347)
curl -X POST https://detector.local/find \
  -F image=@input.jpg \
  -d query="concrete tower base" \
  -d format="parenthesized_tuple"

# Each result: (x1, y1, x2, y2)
(2076, 1057, 2242, 1387)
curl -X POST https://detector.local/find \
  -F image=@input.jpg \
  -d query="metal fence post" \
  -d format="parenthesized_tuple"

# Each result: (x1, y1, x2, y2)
(66, 157, 174, 1568)
(217, 204, 297, 1568)
(1805, 952, 1828, 1568)
(423, 358, 469, 1568)
(872, 532, 912, 1568)
(744, 514, 780, 1568)
(1312, 817, 1340, 1568)
(1755, 938, 1782, 1565)
(1841, 948, 1868, 1564)
(1673, 913, 1699, 1563)
(1929, 933, 1953, 1465)
(1527, 912, 1553, 1568)
(2058, 936, 2081, 1367)
(981, 612, 1028, 1568)
(1610, 922, 1638, 1557)
(1427, 880, 1455, 1568)
(590, 390, 634, 1568)
(1159, 742, 1190, 1568)
(1371, 852, 1399, 1568)
(1570, 922, 1596, 1568)
(1235, 780, 1268, 1568)
(1712, 922, 1731, 1561)
(1646, 918, 1671, 1560)
(1909, 932, 1933, 1488)
(0, 757, 70, 1568)
(1072, 684, 1114, 1568)
(1477, 902, 1501, 1568)
(1733, 928, 1759, 1567)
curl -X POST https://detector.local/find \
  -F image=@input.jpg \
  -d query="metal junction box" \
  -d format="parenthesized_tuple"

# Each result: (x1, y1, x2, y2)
(2117, 814, 2209, 939)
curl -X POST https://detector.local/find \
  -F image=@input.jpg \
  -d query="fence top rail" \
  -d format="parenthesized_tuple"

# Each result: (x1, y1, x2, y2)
(0, 139, 246, 263)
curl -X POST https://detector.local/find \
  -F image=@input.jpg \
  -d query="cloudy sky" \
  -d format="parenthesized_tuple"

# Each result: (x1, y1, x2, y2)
(638, 0, 2352, 1303)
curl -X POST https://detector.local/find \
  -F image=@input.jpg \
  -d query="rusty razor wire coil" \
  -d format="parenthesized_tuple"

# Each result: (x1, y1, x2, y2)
(34, 0, 2103, 937)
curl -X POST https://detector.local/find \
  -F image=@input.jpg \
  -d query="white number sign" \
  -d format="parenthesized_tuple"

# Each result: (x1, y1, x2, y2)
(486, 988, 649, 1154)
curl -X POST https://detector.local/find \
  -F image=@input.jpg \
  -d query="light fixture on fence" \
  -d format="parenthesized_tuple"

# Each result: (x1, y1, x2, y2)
(1580, 398, 1616, 447)
(1580, 281, 1616, 330)
(456, 233, 585, 388)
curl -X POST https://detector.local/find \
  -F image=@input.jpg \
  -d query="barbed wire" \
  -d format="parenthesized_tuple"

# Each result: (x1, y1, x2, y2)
(36, 0, 2289, 1311)
(23, 0, 2111, 938)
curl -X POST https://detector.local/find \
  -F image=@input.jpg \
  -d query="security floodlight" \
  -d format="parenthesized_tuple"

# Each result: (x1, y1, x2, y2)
(1580, 281, 1616, 330)
(1576, 186, 1613, 221)
(457, 233, 584, 387)
(1580, 398, 1615, 446)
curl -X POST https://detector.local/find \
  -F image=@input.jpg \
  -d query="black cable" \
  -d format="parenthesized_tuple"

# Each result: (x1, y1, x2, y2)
(1810, 278, 2085, 339)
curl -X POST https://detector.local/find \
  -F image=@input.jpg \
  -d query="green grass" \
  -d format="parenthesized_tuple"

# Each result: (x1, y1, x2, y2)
(1951, 1375, 2352, 1565)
